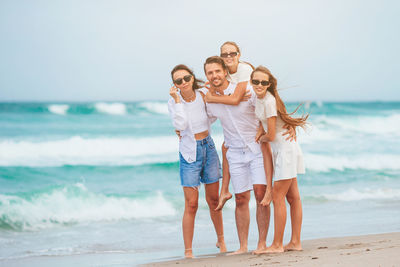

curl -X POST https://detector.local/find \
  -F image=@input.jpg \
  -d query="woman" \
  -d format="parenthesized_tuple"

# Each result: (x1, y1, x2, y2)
(167, 64, 227, 258)
(251, 65, 307, 253)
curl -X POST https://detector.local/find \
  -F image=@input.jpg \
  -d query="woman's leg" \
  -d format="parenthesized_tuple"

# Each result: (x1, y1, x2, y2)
(258, 178, 293, 254)
(215, 142, 232, 210)
(205, 181, 227, 252)
(284, 178, 303, 251)
(182, 187, 199, 258)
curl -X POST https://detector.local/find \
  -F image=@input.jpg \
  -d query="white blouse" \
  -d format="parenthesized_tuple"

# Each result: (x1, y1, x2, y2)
(227, 62, 253, 83)
(168, 90, 209, 163)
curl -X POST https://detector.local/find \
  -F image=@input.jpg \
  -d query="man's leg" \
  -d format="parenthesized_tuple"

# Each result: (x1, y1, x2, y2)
(205, 181, 227, 253)
(182, 187, 199, 258)
(284, 178, 303, 251)
(228, 190, 251, 255)
(252, 184, 270, 253)
(215, 142, 232, 210)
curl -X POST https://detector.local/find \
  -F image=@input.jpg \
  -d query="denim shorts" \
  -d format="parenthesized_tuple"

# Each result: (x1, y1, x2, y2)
(179, 135, 222, 187)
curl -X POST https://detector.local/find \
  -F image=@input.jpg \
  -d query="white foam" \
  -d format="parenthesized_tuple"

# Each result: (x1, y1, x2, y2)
(48, 104, 70, 115)
(319, 188, 400, 201)
(304, 153, 400, 172)
(0, 184, 176, 231)
(0, 136, 182, 167)
(312, 113, 400, 136)
(139, 102, 169, 115)
(94, 102, 127, 115)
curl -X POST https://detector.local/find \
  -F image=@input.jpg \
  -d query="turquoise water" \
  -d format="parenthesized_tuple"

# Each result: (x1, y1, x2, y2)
(0, 101, 399, 265)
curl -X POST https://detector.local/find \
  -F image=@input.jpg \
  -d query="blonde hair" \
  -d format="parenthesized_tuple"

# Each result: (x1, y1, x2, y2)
(251, 66, 308, 128)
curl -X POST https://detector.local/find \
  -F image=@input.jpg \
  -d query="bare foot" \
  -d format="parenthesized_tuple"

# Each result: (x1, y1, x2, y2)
(215, 192, 232, 211)
(216, 241, 227, 253)
(227, 248, 247, 256)
(254, 245, 284, 254)
(284, 242, 302, 251)
(252, 243, 267, 255)
(184, 249, 193, 258)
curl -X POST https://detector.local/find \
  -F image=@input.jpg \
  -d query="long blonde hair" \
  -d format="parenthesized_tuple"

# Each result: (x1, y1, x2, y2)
(251, 66, 308, 128)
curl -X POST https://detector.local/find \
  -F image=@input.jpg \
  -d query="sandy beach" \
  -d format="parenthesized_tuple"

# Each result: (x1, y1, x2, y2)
(144, 232, 400, 267)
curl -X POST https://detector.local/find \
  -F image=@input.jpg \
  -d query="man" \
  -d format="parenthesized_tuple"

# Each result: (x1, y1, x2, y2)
(202, 56, 272, 254)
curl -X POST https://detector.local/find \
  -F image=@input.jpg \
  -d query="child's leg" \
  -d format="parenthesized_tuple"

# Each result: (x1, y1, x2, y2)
(215, 142, 232, 210)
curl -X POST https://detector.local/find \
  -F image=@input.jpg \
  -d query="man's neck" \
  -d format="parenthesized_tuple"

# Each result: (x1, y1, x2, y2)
(210, 80, 229, 95)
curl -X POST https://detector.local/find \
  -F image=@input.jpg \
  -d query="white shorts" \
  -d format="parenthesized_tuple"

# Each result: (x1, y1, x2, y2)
(226, 147, 266, 194)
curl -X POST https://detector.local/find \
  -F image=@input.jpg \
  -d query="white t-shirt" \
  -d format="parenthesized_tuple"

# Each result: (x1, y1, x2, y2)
(204, 82, 261, 153)
(255, 91, 286, 135)
(227, 62, 253, 83)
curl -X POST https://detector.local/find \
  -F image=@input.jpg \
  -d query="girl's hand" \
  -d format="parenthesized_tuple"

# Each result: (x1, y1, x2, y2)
(169, 86, 180, 103)
(205, 91, 214, 103)
(204, 81, 210, 89)
(260, 190, 272, 206)
(241, 90, 251, 102)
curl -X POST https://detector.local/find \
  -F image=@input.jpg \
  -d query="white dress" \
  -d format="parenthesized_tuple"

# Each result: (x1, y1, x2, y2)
(255, 91, 305, 181)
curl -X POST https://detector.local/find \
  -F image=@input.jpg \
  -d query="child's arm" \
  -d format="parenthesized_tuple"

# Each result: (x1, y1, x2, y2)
(205, 82, 249, 105)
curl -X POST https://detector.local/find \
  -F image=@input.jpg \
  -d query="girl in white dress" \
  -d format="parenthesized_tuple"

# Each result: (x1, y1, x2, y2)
(251, 66, 308, 254)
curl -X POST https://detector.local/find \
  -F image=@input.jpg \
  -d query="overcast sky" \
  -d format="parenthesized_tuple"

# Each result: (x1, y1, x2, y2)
(0, 0, 399, 102)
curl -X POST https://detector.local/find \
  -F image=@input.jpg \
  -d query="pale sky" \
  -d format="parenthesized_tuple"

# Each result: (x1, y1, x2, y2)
(0, 0, 399, 102)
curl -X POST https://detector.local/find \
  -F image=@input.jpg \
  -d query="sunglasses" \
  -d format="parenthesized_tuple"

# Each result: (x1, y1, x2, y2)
(251, 79, 270, 86)
(220, 52, 239, 58)
(174, 75, 192, 85)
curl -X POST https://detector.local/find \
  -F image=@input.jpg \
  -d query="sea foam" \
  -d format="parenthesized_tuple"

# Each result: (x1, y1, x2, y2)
(48, 104, 70, 115)
(139, 102, 169, 115)
(304, 153, 400, 172)
(0, 136, 180, 167)
(0, 183, 176, 231)
(94, 102, 127, 115)
(316, 188, 400, 201)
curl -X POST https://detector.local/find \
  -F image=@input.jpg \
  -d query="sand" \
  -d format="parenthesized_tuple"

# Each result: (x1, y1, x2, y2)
(143, 232, 400, 267)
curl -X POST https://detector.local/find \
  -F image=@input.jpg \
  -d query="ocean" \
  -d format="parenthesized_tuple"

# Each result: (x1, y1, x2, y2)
(0, 101, 399, 266)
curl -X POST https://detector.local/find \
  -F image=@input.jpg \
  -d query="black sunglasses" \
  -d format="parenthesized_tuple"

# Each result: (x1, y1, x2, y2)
(251, 79, 270, 86)
(220, 52, 239, 58)
(174, 75, 192, 85)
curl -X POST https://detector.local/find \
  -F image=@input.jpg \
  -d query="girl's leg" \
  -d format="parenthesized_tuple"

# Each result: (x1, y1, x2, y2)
(258, 179, 293, 254)
(182, 187, 199, 258)
(215, 142, 232, 211)
(284, 178, 303, 251)
(205, 181, 227, 252)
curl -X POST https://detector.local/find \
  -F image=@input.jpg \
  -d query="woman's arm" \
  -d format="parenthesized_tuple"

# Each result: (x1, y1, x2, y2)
(259, 116, 277, 142)
(168, 87, 188, 131)
(205, 82, 248, 106)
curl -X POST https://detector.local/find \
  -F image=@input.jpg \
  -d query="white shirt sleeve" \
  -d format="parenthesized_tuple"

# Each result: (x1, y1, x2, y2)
(265, 95, 278, 118)
(168, 97, 188, 130)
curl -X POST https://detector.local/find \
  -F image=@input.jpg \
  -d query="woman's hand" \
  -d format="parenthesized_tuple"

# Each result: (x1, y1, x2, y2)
(260, 190, 272, 206)
(282, 124, 296, 141)
(204, 81, 210, 89)
(255, 126, 265, 143)
(257, 133, 270, 143)
(169, 86, 180, 103)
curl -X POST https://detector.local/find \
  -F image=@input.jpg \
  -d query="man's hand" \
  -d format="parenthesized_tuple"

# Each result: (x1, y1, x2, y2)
(175, 130, 181, 140)
(282, 124, 296, 142)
